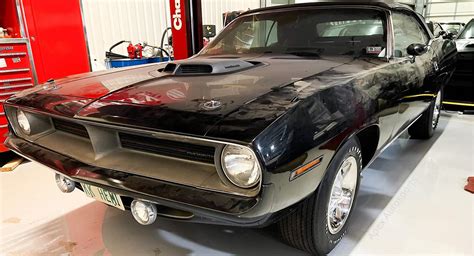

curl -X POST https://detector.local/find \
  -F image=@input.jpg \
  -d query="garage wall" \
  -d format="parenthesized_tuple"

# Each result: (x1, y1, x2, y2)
(81, 0, 261, 71)
(424, 0, 474, 23)
(201, 0, 261, 33)
(81, 0, 171, 70)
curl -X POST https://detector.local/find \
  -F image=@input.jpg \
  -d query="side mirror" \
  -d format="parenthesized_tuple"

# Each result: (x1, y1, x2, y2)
(445, 32, 456, 40)
(440, 32, 456, 40)
(407, 43, 428, 56)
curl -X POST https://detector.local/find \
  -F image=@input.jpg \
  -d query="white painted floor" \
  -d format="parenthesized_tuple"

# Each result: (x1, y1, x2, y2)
(0, 112, 473, 256)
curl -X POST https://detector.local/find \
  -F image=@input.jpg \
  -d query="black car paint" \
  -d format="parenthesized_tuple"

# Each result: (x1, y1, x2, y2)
(444, 18, 474, 111)
(4, 3, 457, 226)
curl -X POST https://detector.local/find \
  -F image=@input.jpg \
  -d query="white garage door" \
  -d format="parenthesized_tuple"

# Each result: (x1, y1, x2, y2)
(424, 0, 474, 23)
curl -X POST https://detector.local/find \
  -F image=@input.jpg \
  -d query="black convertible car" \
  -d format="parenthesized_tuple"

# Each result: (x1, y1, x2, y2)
(3, 1, 456, 255)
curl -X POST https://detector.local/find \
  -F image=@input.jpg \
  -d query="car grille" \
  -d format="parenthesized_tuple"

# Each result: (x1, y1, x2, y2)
(119, 133, 215, 164)
(11, 112, 257, 197)
(51, 118, 216, 163)
(52, 118, 89, 138)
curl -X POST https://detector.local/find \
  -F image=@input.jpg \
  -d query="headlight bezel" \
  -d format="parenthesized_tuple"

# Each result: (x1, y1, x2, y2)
(219, 144, 262, 189)
(16, 109, 31, 135)
(5, 106, 54, 140)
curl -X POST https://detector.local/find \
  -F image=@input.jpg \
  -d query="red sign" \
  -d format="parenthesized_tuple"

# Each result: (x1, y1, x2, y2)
(169, 0, 203, 60)
(170, 0, 189, 60)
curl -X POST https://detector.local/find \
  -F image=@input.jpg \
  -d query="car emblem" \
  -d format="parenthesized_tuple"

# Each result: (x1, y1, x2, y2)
(42, 79, 59, 91)
(201, 99, 222, 111)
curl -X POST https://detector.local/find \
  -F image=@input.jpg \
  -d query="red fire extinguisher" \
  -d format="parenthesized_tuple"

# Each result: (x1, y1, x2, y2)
(127, 43, 143, 59)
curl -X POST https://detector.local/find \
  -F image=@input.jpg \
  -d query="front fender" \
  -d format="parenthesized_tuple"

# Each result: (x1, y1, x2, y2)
(253, 82, 378, 212)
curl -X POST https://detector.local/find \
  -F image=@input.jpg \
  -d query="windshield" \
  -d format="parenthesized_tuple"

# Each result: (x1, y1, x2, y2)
(200, 8, 387, 58)
(458, 21, 474, 39)
(440, 23, 463, 34)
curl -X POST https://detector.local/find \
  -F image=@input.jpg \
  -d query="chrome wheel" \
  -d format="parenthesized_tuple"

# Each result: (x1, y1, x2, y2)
(432, 91, 441, 129)
(327, 156, 358, 234)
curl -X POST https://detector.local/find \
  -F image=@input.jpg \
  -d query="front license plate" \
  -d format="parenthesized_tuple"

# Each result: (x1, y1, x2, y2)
(81, 183, 125, 210)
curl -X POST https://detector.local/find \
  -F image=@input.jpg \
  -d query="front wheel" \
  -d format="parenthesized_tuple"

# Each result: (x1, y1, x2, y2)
(408, 89, 442, 139)
(278, 138, 362, 255)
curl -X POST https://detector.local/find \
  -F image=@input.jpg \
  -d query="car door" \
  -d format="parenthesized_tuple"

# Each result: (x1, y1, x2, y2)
(389, 10, 438, 137)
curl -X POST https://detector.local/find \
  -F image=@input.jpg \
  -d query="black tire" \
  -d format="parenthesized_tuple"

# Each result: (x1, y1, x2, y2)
(278, 138, 362, 255)
(408, 89, 442, 140)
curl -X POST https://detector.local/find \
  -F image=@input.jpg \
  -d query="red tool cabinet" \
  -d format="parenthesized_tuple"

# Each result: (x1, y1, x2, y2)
(0, 0, 90, 152)
(0, 41, 35, 151)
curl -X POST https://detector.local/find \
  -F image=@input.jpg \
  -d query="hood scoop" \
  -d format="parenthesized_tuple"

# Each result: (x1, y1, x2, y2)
(161, 60, 258, 75)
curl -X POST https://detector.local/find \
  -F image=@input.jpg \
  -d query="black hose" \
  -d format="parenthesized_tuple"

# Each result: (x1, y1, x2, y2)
(158, 48, 171, 60)
(151, 46, 171, 60)
(160, 27, 172, 61)
(106, 40, 131, 59)
(109, 40, 128, 52)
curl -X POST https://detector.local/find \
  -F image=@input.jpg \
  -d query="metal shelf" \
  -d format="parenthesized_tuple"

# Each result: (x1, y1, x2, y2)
(0, 38, 29, 44)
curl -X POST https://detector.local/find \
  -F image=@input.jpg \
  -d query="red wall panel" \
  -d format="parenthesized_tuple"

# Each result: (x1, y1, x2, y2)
(1, 0, 91, 152)
(21, 0, 90, 83)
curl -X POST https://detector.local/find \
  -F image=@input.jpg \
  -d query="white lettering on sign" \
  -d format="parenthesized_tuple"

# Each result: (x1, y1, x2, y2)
(173, 0, 182, 30)
(0, 58, 6, 68)
(0, 46, 14, 52)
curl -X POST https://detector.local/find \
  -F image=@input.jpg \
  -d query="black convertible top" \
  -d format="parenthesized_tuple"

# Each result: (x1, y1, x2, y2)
(243, 0, 412, 15)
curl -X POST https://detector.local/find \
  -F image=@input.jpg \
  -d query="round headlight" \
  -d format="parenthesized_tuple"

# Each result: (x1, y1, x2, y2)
(17, 110, 31, 135)
(221, 145, 261, 188)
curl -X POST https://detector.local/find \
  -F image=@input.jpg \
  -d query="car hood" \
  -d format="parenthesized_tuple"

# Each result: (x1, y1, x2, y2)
(456, 39, 474, 53)
(8, 55, 385, 141)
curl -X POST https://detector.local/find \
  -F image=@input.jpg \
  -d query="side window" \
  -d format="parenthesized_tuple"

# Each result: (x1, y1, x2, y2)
(249, 20, 279, 48)
(265, 20, 278, 46)
(433, 24, 443, 37)
(392, 12, 430, 57)
(215, 20, 278, 53)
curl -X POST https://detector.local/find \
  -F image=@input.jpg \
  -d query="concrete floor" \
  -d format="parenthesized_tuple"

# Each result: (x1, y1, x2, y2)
(0, 112, 473, 255)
